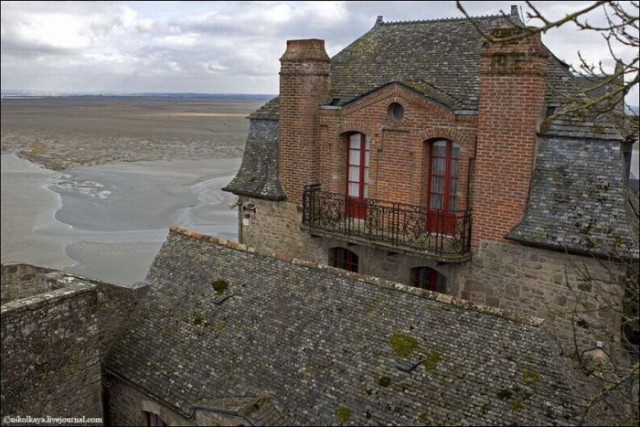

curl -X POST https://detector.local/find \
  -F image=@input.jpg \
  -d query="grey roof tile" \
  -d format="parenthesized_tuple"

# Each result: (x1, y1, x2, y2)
(105, 227, 584, 426)
(509, 136, 639, 259)
(222, 118, 285, 200)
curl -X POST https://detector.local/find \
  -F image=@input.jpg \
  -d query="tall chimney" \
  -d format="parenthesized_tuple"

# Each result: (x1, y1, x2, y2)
(278, 39, 331, 203)
(472, 27, 549, 249)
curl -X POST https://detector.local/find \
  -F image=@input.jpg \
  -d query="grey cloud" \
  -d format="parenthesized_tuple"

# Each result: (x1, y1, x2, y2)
(1, 1, 637, 97)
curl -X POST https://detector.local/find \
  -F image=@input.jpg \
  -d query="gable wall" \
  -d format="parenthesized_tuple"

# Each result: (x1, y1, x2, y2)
(317, 85, 477, 210)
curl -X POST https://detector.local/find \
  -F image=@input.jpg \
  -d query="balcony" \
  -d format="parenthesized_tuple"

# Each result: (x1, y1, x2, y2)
(301, 184, 472, 262)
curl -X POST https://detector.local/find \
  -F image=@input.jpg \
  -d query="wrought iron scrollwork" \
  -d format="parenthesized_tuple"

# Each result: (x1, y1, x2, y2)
(302, 185, 471, 257)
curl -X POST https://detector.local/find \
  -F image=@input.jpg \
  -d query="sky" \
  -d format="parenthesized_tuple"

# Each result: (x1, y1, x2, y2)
(1, 1, 638, 101)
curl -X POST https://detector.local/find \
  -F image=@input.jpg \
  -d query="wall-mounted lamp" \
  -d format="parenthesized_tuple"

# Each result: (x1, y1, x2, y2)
(242, 202, 256, 215)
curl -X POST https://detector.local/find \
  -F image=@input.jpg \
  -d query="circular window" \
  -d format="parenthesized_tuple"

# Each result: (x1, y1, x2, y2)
(388, 102, 404, 122)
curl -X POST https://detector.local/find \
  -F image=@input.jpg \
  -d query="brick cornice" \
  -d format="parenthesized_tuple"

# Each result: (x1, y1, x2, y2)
(335, 120, 376, 137)
(342, 82, 453, 119)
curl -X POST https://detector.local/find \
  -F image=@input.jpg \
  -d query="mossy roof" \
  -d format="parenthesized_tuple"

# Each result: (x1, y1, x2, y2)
(105, 227, 584, 426)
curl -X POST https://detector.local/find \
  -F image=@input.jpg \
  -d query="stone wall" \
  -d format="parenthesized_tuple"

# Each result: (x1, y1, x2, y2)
(1, 282, 103, 419)
(239, 197, 626, 356)
(103, 375, 245, 426)
(460, 241, 625, 356)
(1, 264, 68, 304)
(1, 264, 148, 422)
(94, 281, 148, 355)
(311, 236, 464, 295)
(238, 198, 465, 292)
(239, 197, 323, 260)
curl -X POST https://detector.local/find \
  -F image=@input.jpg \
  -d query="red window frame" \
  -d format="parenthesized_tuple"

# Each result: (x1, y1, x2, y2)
(427, 140, 459, 234)
(330, 247, 359, 272)
(145, 412, 167, 427)
(346, 133, 370, 219)
(411, 267, 445, 293)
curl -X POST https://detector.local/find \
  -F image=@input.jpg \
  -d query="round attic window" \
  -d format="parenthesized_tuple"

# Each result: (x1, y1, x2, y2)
(388, 102, 404, 122)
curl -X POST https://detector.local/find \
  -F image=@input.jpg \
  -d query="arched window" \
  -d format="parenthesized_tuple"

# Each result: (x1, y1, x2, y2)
(329, 247, 359, 272)
(145, 412, 167, 427)
(427, 139, 459, 233)
(346, 133, 370, 219)
(411, 267, 446, 293)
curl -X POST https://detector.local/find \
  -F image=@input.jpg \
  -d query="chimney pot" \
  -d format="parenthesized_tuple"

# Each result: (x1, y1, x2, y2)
(280, 39, 330, 63)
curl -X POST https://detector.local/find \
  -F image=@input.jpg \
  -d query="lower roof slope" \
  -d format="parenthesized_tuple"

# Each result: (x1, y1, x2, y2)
(105, 227, 583, 426)
(510, 136, 639, 259)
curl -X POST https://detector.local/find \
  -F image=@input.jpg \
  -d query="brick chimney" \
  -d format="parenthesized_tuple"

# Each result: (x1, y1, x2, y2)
(472, 27, 548, 249)
(278, 39, 331, 203)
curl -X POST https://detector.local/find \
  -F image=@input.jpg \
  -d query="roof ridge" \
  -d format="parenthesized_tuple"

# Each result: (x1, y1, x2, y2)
(381, 13, 503, 25)
(169, 226, 545, 327)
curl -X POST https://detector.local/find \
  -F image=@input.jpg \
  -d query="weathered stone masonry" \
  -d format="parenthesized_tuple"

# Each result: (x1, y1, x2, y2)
(1, 280, 102, 419)
(1, 264, 148, 421)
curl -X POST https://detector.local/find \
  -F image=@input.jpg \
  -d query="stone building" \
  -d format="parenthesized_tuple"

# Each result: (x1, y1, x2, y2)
(223, 6, 639, 353)
(2, 6, 638, 426)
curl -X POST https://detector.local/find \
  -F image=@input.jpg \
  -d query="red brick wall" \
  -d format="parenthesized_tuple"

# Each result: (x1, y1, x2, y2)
(279, 31, 548, 253)
(472, 30, 548, 249)
(318, 84, 477, 211)
(279, 39, 331, 204)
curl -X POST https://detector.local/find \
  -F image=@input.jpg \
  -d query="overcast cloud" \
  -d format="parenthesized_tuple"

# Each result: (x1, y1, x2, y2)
(1, 1, 637, 101)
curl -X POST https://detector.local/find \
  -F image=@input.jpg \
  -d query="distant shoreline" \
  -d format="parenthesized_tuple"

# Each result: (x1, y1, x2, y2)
(1, 96, 260, 170)
(0, 92, 275, 101)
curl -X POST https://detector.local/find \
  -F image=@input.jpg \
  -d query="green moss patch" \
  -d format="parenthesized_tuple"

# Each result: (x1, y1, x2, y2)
(511, 399, 524, 412)
(389, 333, 419, 357)
(215, 320, 226, 333)
(193, 313, 204, 326)
(212, 279, 229, 295)
(423, 351, 442, 373)
(336, 406, 351, 424)
(521, 369, 541, 386)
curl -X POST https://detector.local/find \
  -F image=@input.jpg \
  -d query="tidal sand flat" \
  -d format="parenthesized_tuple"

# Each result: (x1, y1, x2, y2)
(1, 154, 241, 285)
(1, 154, 76, 269)
(1, 95, 264, 285)
(1, 95, 267, 169)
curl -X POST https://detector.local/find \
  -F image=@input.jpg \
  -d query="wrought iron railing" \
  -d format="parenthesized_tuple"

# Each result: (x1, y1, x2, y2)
(302, 184, 471, 258)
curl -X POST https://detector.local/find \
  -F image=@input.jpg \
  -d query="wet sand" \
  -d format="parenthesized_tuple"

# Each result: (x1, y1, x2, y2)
(1, 96, 262, 285)
(1, 96, 266, 169)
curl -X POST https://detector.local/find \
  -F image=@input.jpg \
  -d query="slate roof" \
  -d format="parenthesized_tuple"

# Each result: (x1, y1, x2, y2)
(509, 136, 639, 259)
(222, 118, 285, 200)
(105, 227, 584, 426)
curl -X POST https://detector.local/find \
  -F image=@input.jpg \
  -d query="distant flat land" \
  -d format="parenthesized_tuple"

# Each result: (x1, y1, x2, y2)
(0, 95, 270, 170)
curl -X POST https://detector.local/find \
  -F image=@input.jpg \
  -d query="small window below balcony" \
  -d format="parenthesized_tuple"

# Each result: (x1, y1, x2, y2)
(330, 247, 359, 272)
(145, 411, 167, 427)
(411, 267, 446, 293)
